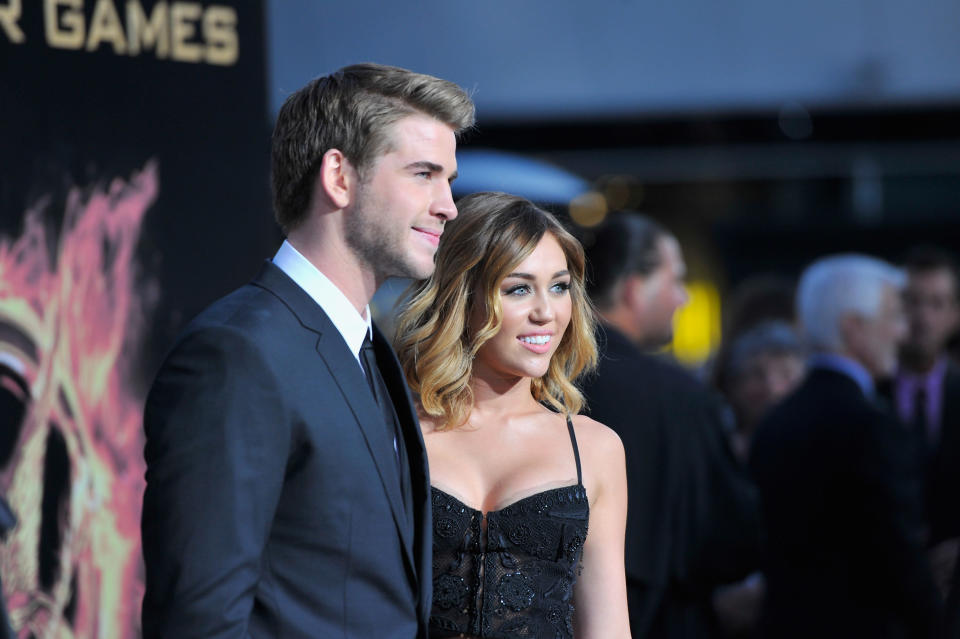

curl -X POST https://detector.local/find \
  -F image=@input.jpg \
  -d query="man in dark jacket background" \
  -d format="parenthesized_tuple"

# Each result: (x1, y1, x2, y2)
(581, 213, 762, 638)
(750, 254, 942, 638)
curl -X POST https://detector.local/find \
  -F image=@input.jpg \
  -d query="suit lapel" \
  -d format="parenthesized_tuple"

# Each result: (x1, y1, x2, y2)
(250, 262, 416, 577)
(373, 326, 431, 598)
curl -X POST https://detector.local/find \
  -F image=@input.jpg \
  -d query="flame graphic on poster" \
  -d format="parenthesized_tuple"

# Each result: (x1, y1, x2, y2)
(0, 164, 157, 638)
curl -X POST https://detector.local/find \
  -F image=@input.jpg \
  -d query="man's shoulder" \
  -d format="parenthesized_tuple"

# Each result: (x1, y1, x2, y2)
(596, 328, 697, 384)
(756, 369, 891, 454)
(184, 281, 289, 338)
(622, 350, 707, 397)
(163, 273, 324, 369)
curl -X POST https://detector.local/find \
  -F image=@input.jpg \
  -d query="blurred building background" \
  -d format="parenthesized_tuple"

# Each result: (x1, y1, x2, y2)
(268, 0, 960, 366)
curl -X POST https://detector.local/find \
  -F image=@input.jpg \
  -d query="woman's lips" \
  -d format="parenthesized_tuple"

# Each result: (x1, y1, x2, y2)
(517, 334, 553, 353)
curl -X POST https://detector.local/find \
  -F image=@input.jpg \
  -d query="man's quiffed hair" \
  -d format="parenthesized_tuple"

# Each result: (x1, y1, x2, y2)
(584, 212, 668, 310)
(271, 63, 475, 233)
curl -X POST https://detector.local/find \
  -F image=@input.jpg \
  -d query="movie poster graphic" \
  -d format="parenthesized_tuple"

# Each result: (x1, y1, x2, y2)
(0, 1, 275, 636)
(0, 165, 157, 637)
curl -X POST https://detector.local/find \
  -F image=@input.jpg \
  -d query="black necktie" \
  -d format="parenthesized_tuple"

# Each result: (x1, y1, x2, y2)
(913, 386, 929, 451)
(359, 335, 410, 510)
(359, 335, 380, 402)
(360, 335, 396, 451)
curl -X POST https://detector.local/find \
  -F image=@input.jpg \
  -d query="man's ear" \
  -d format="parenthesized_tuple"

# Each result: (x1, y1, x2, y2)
(316, 149, 356, 210)
(621, 274, 648, 313)
(837, 312, 864, 348)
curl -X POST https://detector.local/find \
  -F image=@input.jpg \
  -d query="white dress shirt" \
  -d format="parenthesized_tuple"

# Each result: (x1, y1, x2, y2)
(272, 240, 371, 372)
(273, 241, 399, 456)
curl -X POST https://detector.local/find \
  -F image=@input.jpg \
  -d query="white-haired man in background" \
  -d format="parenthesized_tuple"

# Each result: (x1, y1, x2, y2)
(748, 254, 943, 639)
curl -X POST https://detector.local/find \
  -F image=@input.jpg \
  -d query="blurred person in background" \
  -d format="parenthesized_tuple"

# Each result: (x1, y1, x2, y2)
(749, 254, 942, 639)
(947, 558, 960, 639)
(882, 246, 960, 597)
(710, 274, 796, 409)
(720, 321, 806, 463)
(721, 275, 797, 341)
(580, 212, 761, 639)
(710, 322, 805, 638)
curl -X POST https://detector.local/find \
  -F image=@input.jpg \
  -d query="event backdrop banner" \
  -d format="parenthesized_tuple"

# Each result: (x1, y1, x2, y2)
(0, 1, 275, 636)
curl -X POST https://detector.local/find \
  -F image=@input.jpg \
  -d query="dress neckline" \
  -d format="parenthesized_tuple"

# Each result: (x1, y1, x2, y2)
(431, 482, 584, 519)
(429, 414, 584, 518)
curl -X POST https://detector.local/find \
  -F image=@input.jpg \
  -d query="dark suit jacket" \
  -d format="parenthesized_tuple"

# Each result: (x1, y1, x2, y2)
(947, 555, 960, 639)
(580, 324, 762, 639)
(141, 262, 431, 639)
(749, 367, 942, 639)
(879, 361, 960, 546)
(927, 362, 960, 546)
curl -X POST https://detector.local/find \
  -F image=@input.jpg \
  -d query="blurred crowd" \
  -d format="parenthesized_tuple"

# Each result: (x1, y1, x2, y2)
(579, 212, 960, 639)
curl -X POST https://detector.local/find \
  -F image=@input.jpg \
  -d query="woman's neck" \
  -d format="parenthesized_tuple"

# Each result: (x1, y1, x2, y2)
(468, 370, 541, 420)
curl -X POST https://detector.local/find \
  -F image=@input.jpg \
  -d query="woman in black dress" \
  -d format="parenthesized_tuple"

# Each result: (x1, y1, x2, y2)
(395, 192, 632, 639)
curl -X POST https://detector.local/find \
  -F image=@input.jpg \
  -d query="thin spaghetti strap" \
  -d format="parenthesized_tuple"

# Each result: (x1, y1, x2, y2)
(565, 414, 583, 485)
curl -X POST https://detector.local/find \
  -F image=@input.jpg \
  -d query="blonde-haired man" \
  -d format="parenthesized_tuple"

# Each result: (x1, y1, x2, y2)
(142, 64, 474, 639)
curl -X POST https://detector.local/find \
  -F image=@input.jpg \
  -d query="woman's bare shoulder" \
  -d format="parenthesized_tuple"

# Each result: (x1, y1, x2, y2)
(569, 413, 625, 461)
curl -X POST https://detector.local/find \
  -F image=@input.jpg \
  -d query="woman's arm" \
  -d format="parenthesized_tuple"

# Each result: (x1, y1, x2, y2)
(572, 416, 632, 639)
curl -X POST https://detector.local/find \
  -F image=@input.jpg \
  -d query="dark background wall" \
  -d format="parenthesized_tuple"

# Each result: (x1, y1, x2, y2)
(0, 2, 271, 636)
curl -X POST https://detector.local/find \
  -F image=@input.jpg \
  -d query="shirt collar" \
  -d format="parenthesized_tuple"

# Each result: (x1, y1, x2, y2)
(808, 352, 875, 397)
(897, 355, 949, 387)
(272, 240, 371, 364)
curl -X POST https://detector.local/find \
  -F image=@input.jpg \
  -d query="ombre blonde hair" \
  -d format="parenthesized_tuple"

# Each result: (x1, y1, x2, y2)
(394, 192, 598, 431)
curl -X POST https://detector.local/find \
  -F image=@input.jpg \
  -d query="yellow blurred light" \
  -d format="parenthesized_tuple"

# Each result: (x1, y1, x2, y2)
(670, 280, 722, 366)
(569, 191, 608, 228)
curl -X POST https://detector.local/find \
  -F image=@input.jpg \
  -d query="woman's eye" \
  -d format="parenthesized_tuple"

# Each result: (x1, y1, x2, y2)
(552, 281, 571, 293)
(504, 285, 530, 296)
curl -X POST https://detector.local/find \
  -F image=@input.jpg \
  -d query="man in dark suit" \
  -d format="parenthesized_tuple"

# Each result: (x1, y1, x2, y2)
(140, 64, 474, 639)
(892, 248, 960, 557)
(749, 254, 942, 638)
(581, 213, 762, 638)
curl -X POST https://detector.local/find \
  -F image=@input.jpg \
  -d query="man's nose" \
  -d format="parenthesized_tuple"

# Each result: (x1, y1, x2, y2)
(431, 180, 457, 222)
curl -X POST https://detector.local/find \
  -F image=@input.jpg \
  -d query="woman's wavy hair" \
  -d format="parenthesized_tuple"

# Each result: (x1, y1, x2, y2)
(394, 192, 598, 431)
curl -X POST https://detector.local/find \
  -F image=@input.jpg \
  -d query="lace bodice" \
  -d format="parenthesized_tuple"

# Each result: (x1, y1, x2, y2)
(429, 416, 589, 639)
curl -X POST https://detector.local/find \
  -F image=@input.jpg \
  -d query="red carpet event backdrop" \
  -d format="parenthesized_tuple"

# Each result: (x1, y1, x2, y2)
(0, 1, 275, 636)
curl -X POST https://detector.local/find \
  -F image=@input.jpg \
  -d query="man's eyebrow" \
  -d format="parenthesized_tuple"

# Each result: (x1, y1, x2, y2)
(405, 161, 443, 173)
(405, 161, 458, 181)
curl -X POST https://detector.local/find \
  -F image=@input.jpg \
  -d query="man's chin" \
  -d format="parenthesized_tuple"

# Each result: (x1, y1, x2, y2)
(877, 359, 899, 380)
(639, 333, 674, 352)
(400, 258, 436, 282)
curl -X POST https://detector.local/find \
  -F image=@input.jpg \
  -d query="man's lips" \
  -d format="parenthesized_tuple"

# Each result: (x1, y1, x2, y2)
(413, 227, 441, 246)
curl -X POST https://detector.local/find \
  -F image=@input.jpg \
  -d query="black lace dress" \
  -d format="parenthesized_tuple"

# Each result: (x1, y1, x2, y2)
(430, 416, 589, 639)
